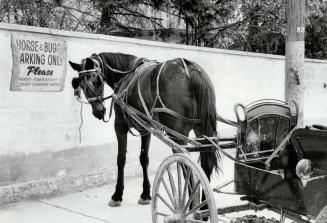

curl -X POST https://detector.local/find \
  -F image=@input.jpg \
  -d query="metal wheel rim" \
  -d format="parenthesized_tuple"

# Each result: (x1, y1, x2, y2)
(151, 154, 217, 223)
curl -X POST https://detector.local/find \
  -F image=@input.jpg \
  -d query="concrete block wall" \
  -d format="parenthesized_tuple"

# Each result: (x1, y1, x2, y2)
(0, 23, 326, 205)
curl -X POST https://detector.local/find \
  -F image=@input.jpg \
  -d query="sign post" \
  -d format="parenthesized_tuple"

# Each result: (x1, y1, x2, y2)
(285, 0, 305, 127)
(10, 33, 67, 92)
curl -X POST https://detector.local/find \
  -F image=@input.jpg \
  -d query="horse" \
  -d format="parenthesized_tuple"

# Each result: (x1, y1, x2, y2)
(69, 52, 220, 207)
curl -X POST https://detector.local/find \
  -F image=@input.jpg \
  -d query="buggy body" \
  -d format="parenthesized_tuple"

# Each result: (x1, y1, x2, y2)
(234, 99, 327, 218)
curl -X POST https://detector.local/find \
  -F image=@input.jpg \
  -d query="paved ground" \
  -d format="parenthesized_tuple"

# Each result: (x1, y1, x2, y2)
(0, 176, 153, 223)
(0, 153, 288, 223)
(0, 175, 285, 223)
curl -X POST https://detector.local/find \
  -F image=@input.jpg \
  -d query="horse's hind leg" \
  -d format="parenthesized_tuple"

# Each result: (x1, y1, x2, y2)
(138, 133, 152, 205)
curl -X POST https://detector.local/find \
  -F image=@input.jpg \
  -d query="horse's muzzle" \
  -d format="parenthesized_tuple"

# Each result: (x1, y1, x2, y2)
(91, 103, 106, 120)
(93, 108, 106, 120)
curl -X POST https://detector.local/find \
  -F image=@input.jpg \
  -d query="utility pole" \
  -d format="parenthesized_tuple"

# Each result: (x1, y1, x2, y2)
(285, 0, 305, 126)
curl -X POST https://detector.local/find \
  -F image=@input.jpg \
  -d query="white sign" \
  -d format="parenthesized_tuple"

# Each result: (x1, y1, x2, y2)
(10, 33, 67, 91)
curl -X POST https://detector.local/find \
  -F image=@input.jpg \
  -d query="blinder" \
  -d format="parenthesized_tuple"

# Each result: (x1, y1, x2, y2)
(72, 77, 81, 89)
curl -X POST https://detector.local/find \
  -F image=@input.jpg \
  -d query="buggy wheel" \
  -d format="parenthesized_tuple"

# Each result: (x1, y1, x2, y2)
(151, 154, 217, 223)
(315, 205, 327, 223)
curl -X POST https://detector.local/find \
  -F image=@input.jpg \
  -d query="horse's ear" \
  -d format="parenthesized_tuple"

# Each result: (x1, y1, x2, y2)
(85, 58, 94, 69)
(69, 61, 82, 71)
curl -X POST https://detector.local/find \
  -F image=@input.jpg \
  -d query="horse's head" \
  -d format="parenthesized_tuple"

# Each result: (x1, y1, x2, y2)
(69, 57, 107, 120)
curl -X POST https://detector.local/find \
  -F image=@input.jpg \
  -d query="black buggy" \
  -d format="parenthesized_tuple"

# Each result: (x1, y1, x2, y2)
(232, 99, 327, 222)
(144, 99, 327, 223)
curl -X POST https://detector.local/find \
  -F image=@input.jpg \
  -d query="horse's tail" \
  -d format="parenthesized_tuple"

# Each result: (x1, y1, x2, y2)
(188, 61, 221, 174)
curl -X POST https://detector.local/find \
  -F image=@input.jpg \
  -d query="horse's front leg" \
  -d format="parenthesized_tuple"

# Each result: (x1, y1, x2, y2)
(138, 133, 151, 205)
(108, 119, 128, 207)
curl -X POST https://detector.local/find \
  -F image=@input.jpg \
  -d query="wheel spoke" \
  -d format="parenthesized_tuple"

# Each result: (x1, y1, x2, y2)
(167, 164, 178, 207)
(181, 162, 187, 175)
(177, 162, 182, 208)
(161, 177, 178, 209)
(184, 200, 207, 217)
(182, 167, 191, 208)
(156, 193, 175, 213)
(183, 180, 201, 213)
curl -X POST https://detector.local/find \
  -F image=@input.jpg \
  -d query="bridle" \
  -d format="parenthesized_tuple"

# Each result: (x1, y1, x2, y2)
(77, 69, 113, 103)
(73, 54, 143, 122)
(75, 55, 113, 122)
(75, 54, 135, 103)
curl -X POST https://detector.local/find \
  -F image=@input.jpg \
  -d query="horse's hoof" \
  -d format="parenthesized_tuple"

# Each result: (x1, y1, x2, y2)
(108, 199, 122, 207)
(138, 197, 151, 205)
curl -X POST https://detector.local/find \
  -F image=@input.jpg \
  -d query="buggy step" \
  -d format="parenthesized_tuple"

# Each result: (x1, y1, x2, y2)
(193, 203, 253, 219)
(217, 203, 255, 214)
(240, 196, 269, 210)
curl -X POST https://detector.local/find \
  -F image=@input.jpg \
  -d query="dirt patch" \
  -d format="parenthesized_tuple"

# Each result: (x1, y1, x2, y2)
(232, 215, 279, 223)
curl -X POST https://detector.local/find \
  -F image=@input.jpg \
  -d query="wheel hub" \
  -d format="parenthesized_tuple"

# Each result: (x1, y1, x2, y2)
(164, 213, 183, 223)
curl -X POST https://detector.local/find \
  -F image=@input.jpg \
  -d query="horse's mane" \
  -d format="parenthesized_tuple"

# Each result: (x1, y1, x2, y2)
(99, 52, 137, 72)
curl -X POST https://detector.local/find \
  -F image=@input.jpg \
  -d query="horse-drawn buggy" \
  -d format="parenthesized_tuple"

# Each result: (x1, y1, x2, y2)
(69, 53, 327, 223)
(151, 99, 327, 223)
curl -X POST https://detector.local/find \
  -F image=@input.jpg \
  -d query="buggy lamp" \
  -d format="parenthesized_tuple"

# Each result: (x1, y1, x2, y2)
(289, 100, 298, 117)
(296, 159, 313, 179)
(234, 104, 246, 122)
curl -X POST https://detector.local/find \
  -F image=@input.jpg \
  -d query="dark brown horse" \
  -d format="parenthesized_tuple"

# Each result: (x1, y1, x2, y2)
(69, 52, 220, 207)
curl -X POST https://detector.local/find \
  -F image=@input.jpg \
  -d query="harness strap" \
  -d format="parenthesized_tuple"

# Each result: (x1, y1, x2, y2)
(116, 58, 201, 125)
(105, 63, 133, 74)
(155, 62, 167, 98)
(137, 72, 152, 118)
(149, 59, 200, 123)
(117, 64, 151, 118)
(180, 58, 190, 79)
(105, 58, 148, 75)
(151, 107, 201, 124)
(150, 62, 168, 112)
